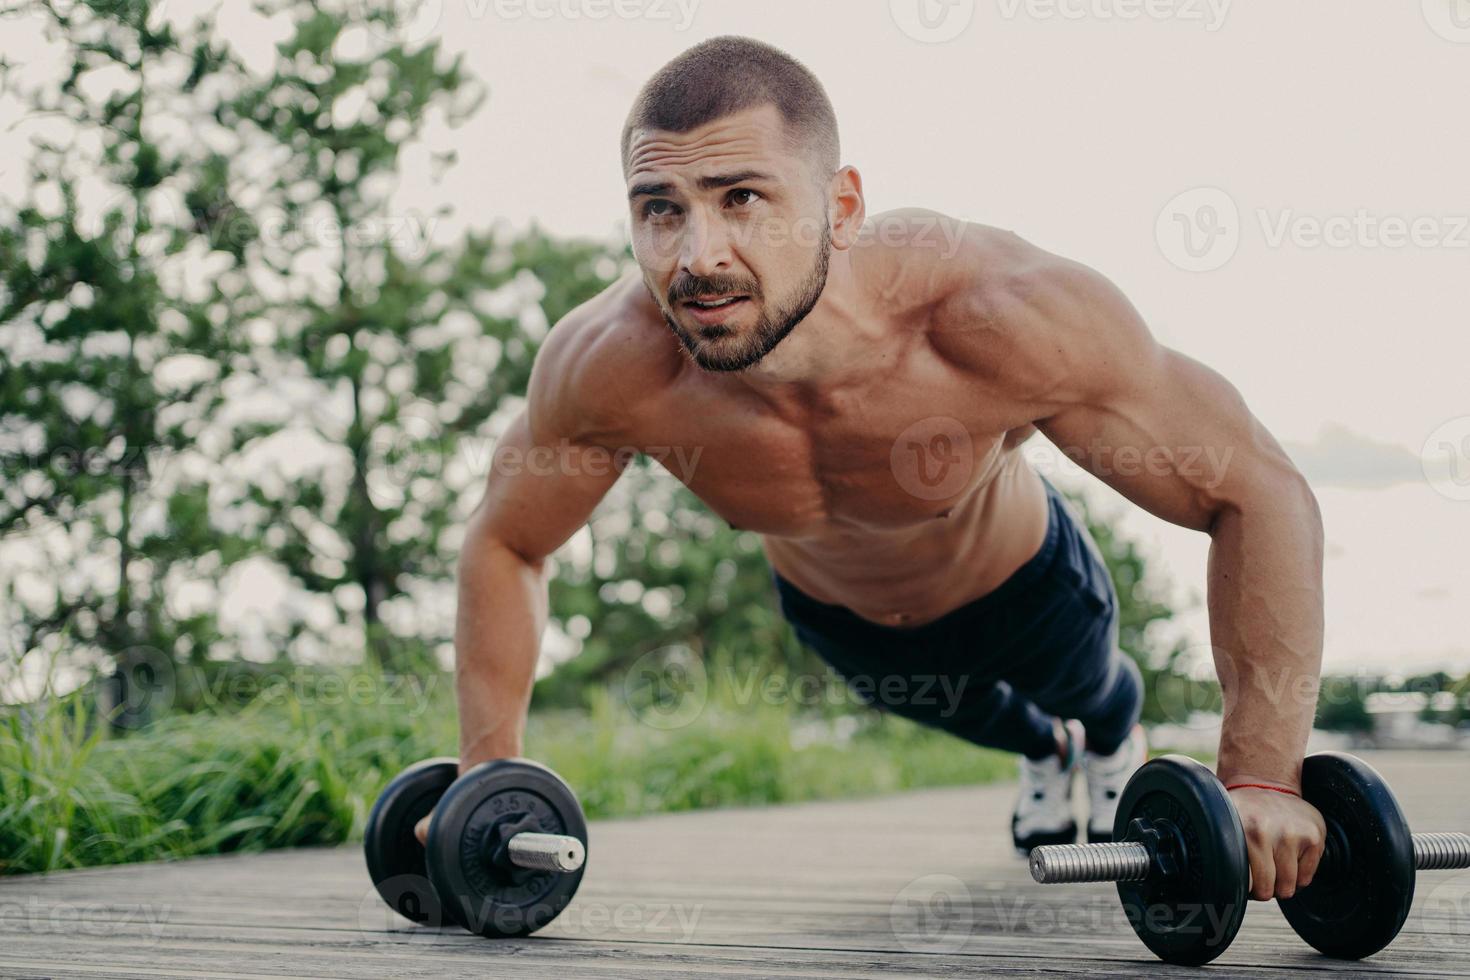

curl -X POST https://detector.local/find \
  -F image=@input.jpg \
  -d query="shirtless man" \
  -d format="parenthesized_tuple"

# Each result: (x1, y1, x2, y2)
(431, 36, 1328, 901)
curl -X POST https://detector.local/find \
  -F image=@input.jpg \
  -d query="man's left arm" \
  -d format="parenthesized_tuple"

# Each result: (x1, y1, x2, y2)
(991, 255, 1327, 900)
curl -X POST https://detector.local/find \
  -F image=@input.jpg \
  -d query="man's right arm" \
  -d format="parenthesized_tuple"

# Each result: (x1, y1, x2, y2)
(453, 405, 624, 768)
(411, 310, 636, 844)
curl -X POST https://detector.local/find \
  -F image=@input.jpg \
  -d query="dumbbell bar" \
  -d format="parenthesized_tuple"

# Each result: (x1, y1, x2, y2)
(1031, 830, 1470, 882)
(504, 831, 587, 873)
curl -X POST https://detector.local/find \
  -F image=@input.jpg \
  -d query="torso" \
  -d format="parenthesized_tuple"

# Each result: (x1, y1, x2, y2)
(571, 215, 1059, 628)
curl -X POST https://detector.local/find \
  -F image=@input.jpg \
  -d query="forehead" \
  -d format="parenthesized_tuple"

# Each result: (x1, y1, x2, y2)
(625, 105, 798, 184)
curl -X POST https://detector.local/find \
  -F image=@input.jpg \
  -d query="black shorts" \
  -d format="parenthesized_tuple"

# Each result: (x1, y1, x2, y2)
(772, 476, 1141, 759)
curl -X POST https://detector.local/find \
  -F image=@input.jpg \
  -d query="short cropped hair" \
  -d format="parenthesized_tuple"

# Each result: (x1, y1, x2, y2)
(620, 36, 840, 182)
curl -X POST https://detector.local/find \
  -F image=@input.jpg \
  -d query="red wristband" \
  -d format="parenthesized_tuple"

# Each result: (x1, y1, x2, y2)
(1225, 782, 1300, 797)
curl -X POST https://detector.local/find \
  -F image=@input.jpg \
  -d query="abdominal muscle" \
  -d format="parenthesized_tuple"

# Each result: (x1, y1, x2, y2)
(761, 456, 1052, 628)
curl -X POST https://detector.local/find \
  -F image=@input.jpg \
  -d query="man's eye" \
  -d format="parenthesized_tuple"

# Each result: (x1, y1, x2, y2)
(728, 189, 760, 207)
(643, 200, 679, 219)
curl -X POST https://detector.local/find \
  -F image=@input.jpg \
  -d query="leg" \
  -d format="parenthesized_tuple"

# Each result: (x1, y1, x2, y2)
(770, 569, 1060, 759)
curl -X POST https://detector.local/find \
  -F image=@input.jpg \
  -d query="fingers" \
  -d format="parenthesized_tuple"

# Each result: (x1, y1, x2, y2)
(1272, 836, 1301, 900)
(1296, 829, 1324, 889)
(1243, 816, 1276, 901)
(414, 814, 430, 847)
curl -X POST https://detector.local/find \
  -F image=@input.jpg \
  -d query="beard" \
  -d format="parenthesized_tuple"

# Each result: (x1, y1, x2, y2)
(656, 222, 832, 373)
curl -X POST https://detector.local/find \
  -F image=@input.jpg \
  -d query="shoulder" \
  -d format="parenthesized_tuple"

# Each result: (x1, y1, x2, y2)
(526, 272, 685, 446)
(920, 225, 1161, 405)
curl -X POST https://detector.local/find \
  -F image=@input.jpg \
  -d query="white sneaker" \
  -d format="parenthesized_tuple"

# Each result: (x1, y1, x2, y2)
(1011, 719, 1084, 855)
(1081, 724, 1148, 843)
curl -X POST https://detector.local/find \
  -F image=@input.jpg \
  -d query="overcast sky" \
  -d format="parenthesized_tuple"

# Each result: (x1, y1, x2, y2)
(5, 0, 1469, 675)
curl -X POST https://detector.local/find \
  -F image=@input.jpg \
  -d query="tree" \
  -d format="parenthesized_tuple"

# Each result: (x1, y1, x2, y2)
(0, 0, 251, 722)
(208, 2, 632, 673)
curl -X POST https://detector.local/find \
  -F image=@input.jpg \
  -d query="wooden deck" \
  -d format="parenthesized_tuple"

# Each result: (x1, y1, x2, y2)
(2, 750, 1467, 978)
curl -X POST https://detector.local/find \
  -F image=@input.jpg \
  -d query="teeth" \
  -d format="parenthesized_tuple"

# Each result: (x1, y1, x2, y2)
(692, 297, 739, 308)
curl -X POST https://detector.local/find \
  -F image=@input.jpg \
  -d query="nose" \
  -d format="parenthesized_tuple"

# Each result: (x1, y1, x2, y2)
(679, 208, 732, 280)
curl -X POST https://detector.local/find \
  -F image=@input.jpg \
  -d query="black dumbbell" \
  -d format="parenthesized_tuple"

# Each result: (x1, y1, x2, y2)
(1278, 752, 1470, 959)
(365, 757, 589, 938)
(1027, 752, 1470, 965)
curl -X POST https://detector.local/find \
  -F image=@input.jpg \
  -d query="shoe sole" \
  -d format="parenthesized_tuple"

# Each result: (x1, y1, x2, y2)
(1012, 820, 1078, 856)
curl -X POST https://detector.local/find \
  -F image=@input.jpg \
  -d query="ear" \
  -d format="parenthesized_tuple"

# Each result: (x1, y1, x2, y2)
(827, 166, 866, 250)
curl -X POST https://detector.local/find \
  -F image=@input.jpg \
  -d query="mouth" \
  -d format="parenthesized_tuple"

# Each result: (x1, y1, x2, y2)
(681, 294, 750, 325)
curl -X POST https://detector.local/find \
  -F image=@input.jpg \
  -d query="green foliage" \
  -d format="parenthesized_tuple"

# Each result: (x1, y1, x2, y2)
(0, 669, 1016, 875)
(0, 0, 253, 710)
(1314, 676, 1374, 733)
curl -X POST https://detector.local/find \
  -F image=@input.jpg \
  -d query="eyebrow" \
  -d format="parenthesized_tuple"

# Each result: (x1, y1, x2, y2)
(628, 169, 778, 201)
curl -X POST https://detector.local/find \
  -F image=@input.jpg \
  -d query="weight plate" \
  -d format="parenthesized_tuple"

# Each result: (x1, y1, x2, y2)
(1278, 752, 1415, 959)
(425, 758, 589, 938)
(364, 757, 459, 927)
(1114, 755, 1249, 966)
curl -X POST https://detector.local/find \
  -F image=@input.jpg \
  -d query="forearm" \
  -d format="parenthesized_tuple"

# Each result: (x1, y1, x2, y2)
(1206, 482, 1324, 789)
(453, 535, 548, 770)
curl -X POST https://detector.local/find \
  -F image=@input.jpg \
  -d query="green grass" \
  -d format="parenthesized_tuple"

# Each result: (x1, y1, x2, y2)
(0, 668, 1020, 876)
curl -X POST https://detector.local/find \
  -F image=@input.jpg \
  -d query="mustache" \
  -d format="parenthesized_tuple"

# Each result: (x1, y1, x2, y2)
(668, 274, 760, 305)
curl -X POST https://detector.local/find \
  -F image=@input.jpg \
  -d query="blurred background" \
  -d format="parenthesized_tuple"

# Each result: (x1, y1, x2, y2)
(2, 0, 1466, 876)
